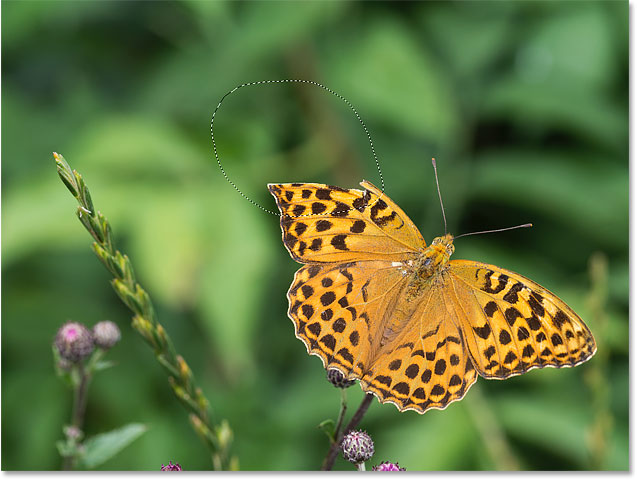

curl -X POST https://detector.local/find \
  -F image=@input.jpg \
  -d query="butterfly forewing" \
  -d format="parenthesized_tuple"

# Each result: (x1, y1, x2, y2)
(268, 182, 426, 263)
(448, 260, 597, 378)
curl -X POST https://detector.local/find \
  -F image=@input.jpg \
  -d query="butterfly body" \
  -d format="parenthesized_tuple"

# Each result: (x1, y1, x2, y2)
(269, 181, 596, 413)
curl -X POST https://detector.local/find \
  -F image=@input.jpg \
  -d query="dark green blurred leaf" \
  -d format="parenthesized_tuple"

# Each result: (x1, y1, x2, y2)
(324, 17, 459, 143)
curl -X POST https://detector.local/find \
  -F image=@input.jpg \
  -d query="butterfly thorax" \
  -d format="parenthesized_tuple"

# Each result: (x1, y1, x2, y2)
(406, 234, 455, 296)
(377, 235, 455, 349)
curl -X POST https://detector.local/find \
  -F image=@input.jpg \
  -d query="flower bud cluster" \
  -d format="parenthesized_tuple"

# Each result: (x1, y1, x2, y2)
(55, 320, 121, 363)
(341, 430, 406, 471)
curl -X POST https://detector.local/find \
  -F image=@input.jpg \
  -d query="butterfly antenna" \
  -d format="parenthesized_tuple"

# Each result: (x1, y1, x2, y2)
(431, 158, 447, 234)
(454, 223, 533, 239)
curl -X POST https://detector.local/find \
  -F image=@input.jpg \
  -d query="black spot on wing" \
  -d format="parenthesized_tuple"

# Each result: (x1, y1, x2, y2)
(333, 318, 346, 333)
(315, 189, 331, 200)
(332, 202, 350, 217)
(388, 359, 402, 371)
(352, 190, 371, 212)
(505, 307, 523, 326)
(311, 202, 326, 215)
(499, 330, 512, 345)
(337, 348, 354, 364)
(483, 301, 498, 318)
(482, 271, 508, 294)
(350, 220, 366, 234)
(374, 375, 392, 387)
(331, 234, 348, 251)
(316, 220, 332, 232)
(307, 265, 321, 278)
(320, 291, 336, 306)
(552, 310, 569, 329)
(528, 292, 545, 317)
(502, 282, 524, 304)
(473, 324, 491, 339)
(292, 205, 306, 217)
(309, 238, 322, 251)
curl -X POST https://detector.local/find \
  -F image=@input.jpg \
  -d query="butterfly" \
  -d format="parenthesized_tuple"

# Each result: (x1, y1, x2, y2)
(268, 180, 596, 413)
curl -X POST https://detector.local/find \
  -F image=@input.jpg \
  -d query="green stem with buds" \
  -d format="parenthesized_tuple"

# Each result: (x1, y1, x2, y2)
(54, 153, 235, 470)
(61, 363, 91, 470)
(321, 393, 374, 471)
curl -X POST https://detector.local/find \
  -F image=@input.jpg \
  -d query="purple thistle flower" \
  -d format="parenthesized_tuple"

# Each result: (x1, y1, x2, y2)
(372, 461, 406, 471)
(161, 461, 182, 471)
(55, 322, 94, 363)
(341, 430, 374, 464)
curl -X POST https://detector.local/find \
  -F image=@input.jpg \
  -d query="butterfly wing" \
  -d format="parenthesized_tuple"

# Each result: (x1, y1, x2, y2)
(288, 259, 480, 414)
(269, 181, 428, 390)
(268, 181, 426, 263)
(447, 260, 597, 378)
(287, 260, 410, 379)
(360, 285, 478, 413)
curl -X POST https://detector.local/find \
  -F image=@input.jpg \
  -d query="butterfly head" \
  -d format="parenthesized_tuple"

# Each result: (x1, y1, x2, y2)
(430, 234, 455, 261)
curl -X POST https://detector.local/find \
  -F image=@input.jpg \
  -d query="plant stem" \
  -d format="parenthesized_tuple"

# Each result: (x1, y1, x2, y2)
(73, 366, 90, 429)
(332, 389, 348, 444)
(321, 393, 374, 471)
(62, 364, 91, 470)
(466, 384, 520, 470)
(585, 252, 611, 469)
(54, 153, 235, 470)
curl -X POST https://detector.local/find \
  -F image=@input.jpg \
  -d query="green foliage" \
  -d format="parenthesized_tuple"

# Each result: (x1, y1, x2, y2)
(2, 0, 627, 471)
(79, 423, 147, 469)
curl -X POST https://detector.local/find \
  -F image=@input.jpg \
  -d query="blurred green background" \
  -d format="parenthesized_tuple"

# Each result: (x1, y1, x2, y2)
(2, 0, 628, 471)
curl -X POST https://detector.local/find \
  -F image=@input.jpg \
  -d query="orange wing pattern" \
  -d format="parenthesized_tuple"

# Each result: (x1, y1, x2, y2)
(269, 181, 596, 414)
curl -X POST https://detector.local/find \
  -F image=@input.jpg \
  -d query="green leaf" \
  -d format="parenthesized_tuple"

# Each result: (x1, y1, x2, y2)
(317, 419, 335, 441)
(79, 423, 147, 469)
(324, 16, 459, 144)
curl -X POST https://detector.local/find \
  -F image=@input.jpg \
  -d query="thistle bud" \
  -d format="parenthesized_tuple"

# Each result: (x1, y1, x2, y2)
(341, 430, 374, 465)
(92, 320, 121, 349)
(63, 425, 82, 442)
(327, 368, 355, 389)
(55, 322, 94, 363)
(372, 461, 406, 471)
(160, 461, 182, 471)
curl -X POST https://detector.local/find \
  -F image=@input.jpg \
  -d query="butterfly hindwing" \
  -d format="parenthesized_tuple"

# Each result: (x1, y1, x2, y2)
(447, 260, 597, 378)
(268, 182, 426, 263)
(361, 288, 478, 413)
(287, 260, 410, 379)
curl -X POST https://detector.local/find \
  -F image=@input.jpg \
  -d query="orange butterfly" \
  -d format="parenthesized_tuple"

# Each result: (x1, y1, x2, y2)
(268, 180, 596, 413)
